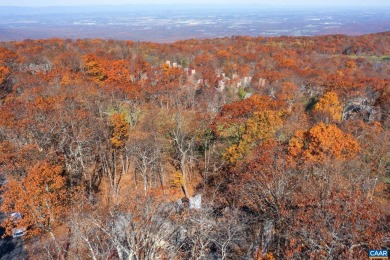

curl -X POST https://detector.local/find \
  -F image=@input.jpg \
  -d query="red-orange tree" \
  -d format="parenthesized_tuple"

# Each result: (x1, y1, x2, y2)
(288, 123, 360, 164)
(1, 161, 68, 237)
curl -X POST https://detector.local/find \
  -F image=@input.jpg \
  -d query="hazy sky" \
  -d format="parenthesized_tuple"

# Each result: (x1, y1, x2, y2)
(1, 0, 390, 6)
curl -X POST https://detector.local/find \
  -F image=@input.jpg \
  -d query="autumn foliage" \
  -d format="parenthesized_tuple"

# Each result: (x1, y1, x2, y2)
(1, 161, 67, 237)
(109, 113, 130, 148)
(313, 91, 343, 122)
(288, 122, 360, 163)
(0, 33, 389, 259)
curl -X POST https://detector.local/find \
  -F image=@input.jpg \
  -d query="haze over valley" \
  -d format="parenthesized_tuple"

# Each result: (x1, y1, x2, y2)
(1, 5, 389, 42)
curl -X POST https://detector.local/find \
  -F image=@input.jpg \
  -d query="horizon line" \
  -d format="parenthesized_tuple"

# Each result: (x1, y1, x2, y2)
(2, 3, 390, 7)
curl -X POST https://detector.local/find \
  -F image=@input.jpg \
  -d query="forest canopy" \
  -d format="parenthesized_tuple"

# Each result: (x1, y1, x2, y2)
(0, 32, 389, 259)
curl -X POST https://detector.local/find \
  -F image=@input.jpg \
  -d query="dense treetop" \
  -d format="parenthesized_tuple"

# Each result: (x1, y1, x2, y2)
(0, 32, 389, 259)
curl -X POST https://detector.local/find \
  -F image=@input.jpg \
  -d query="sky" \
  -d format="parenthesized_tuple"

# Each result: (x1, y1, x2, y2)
(1, 0, 390, 6)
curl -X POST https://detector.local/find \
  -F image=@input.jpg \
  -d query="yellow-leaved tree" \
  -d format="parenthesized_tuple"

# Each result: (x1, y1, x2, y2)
(83, 54, 107, 82)
(109, 112, 130, 149)
(223, 110, 283, 164)
(313, 91, 343, 123)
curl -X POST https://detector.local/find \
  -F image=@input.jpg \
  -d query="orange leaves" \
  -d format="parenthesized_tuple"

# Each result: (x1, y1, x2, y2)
(257, 252, 276, 260)
(345, 59, 357, 69)
(288, 123, 360, 163)
(83, 53, 133, 85)
(286, 186, 384, 259)
(277, 82, 298, 102)
(258, 70, 283, 85)
(0, 65, 10, 84)
(216, 50, 231, 60)
(160, 66, 184, 86)
(83, 54, 107, 82)
(215, 94, 285, 164)
(287, 130, 305, 159)
(194, 53, 212, 67)
(216, 50, 231, 65)
(0, 47, 18, 67)
(274, 54, 296, 69)
(161, 62, 170, 72)
(1, 161, 67, 237)
(109, 113, 130, 149)
(104, 59, 132, 84)
(217, 95, 276, 126)
(313, 91, 343, 122)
